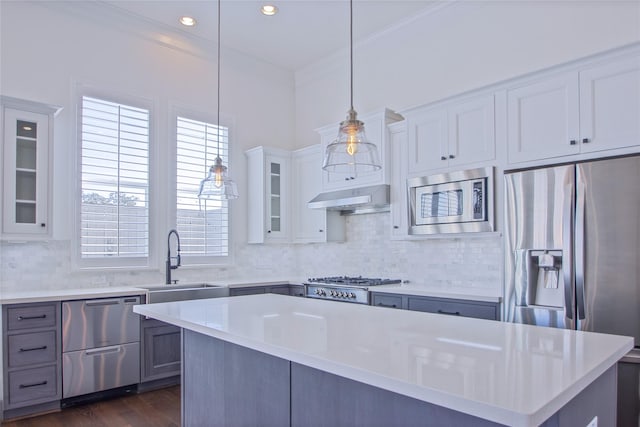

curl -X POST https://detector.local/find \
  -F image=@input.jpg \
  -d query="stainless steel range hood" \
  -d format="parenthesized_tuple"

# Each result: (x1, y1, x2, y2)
(308, 184, 390, 215)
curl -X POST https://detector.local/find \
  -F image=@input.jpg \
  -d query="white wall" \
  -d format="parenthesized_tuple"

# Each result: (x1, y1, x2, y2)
(295, 0, 640, 146)
(0, 1, 297, 290)
(2, 0, 639, 294)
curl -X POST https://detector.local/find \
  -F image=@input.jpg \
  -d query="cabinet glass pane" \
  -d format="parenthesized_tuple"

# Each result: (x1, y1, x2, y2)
(16, 170, 36, 201)
(16, 202, 36, 224)
(270, 196, 281, 216)
(17, 120, 37, 139)
(271, 218, 281, 232)
(270, 174, 280, 195)
(270, 163, 280, 174)
(16, 139, 37, 170)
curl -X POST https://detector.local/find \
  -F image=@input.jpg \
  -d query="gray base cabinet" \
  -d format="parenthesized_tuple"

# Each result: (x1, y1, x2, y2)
(182, 330, 290, 427)
(141, 318, 181, 382)
(371, 292, 500, 321)
(229, 283, 305, 297)
(2, 302, 62, 418)
(182, 330, 617, 427)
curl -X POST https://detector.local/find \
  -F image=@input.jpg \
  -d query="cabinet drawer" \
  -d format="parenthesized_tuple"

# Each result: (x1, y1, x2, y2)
(7, 303, 57, 331)
(8, 365, 59, 406)
(371, 294, 403, 309)
(63, 342, 140, 398)
(8, 331, 57, 368)
(230, 287, 266, 296)
(268, 286, 291, 295)
(408, 298, 497, 320)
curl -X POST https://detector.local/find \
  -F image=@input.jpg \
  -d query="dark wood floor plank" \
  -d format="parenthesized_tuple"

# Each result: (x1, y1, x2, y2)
(1, 386, 180, 427)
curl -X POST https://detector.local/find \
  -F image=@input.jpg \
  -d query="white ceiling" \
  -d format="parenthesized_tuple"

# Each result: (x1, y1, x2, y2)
(101, 0, 439, 71)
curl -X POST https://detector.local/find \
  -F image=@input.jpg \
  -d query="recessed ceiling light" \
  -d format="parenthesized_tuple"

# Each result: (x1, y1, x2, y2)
(179, 16, 197, 27)
(261, 4, 278, 16)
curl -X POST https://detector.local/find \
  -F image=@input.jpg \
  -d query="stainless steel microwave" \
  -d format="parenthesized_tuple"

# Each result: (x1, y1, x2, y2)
(407, 167, 494, 235)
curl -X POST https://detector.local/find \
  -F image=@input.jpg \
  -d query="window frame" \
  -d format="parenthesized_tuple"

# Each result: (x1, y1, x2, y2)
(73, 86, 157, 270)
(169, 104, 235, 267)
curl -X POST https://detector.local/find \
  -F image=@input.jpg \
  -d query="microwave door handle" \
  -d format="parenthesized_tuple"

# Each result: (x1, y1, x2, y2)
(575, 170, 586, 320)
(563, 183, 574, 322)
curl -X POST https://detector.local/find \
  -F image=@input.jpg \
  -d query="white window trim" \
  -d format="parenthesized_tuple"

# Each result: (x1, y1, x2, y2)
(169, 104, 235, 267)
(72, 84, 158, 271)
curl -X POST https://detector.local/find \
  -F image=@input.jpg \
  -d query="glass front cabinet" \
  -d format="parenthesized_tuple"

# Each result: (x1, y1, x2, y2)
(1, 96, 61, 238)
(246, 146, 291, 244)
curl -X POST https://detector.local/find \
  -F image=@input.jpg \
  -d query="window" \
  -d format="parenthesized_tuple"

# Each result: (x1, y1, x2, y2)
(79, 96, 150, 263)
(176, 116, 229, 259)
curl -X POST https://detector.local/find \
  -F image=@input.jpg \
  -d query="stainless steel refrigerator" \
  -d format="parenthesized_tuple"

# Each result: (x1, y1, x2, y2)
(504, 154, 640, 427)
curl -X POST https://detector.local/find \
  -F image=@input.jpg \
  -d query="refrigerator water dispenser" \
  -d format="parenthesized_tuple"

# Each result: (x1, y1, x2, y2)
(515, 249, 564, 308)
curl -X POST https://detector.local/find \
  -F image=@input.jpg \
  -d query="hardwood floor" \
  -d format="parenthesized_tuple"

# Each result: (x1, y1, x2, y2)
(2, 386, 180, 427)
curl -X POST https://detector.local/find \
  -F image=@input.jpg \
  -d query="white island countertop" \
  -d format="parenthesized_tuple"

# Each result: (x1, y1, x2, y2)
(134, 294, 632, 427)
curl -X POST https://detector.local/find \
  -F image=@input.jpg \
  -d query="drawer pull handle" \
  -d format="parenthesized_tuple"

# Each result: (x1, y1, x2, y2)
(377, 303, 398, 308)
(85, 345, 121, 356)
(19, 345, 47, 352)
(19, 380, 48, 389)
(17, 314, 47, 321)
(85, 299, 120, 307)
(437, 309, 461, 316)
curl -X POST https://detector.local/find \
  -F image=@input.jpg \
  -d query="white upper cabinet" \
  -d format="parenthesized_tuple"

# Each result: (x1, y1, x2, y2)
(388, 122, 409, 240)
(1, 96, 61, 239)
(316, 108, 403, 191)
(246, 146, 291, 244)
(291, 145, 344, 244)
(405, 94, 495, 176)
(507, 53, 640, 164)
(579, 55, 640, 153)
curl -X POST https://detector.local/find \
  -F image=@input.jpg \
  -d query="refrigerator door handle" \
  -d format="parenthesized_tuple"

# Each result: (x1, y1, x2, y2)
(563, 183, 574, 320)
(575, 170, 586, 320)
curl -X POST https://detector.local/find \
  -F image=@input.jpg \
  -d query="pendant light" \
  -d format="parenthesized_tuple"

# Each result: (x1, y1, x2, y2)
(198, 0, 238, 201)
(322, 0, 380, 175)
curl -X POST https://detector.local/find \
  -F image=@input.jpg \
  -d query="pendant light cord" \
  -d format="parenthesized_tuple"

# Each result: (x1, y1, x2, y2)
(217, 0, 221, 156)
(349, 0, 354, 111)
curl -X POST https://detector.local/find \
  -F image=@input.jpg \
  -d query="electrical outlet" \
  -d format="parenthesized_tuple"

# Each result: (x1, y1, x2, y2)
(586, 416, 598, 427)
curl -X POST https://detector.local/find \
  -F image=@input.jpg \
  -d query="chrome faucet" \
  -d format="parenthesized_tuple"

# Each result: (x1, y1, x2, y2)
(166, 229, 181, 284)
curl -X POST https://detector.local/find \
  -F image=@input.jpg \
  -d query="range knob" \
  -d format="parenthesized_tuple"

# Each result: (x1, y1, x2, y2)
(330, 290, 336, 297)
(349, 292, 356, 299)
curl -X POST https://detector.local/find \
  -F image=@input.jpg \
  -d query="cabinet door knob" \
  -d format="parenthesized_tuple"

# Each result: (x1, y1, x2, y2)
(393, 225, 399, 229)
(440, 156, 447, 161)
(267, 230, 271, 233)
(582, 138, 590, 143)
(319, 229, 324, 233)
(449, 154, 455, 159)
(570, 140, 577, 145)
(40, 223, 46, 227)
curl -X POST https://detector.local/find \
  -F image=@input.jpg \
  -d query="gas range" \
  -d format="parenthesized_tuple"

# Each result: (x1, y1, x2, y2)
(304, 276, 402, 304)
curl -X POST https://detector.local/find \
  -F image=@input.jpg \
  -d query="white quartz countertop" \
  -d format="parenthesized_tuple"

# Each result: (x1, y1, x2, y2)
(134, 294, 632, 427)
(0, 286, 146, 304)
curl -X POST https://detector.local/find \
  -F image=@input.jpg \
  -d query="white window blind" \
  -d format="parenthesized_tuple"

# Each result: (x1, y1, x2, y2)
(176, 117, 229, 257)
(80, 96, 149, 259)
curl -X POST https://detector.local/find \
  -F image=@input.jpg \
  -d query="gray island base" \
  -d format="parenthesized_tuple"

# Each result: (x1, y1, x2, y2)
(133, 295, 631, 427)
(182, 330, 616, 427)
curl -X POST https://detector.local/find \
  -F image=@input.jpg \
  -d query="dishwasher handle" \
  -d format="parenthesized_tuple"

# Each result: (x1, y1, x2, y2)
(85, 345, 122, 356)
(85, 299, 121, 307)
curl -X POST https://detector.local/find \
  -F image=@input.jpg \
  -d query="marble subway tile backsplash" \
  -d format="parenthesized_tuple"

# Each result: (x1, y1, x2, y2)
(0, 213, 502, 296)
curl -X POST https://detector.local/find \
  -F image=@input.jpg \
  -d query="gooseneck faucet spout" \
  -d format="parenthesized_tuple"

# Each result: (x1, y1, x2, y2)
(166, 229, 181, 284)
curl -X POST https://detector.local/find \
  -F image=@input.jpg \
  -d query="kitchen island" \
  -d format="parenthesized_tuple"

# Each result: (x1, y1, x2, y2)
(134, 294, 632, 427)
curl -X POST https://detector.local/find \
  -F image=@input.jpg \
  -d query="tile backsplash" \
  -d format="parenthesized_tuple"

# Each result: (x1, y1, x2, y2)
(0, 213, 502, 297)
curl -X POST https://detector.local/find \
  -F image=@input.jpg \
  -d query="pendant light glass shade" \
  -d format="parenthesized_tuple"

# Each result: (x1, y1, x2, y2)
(197, 0, 238, 201)
(322, 0, 380, 175)
(323, 108, 381, 174)
(198, 156, 239, 200)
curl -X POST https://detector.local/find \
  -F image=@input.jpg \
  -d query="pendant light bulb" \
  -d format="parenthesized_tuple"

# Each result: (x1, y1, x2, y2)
(212, 157, 226, 188)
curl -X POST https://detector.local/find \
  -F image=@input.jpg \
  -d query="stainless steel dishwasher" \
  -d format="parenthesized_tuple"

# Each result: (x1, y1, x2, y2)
(61, 296, 141, 398)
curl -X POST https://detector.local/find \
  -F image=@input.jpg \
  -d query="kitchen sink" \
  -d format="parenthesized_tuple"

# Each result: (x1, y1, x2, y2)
(139, 283, 230, 304)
